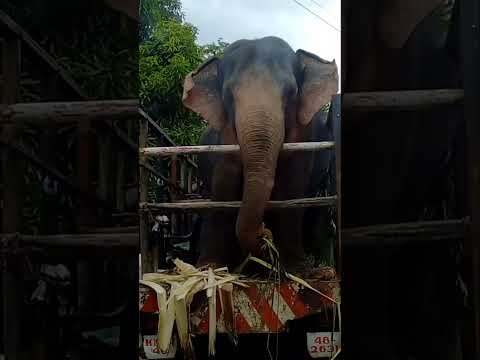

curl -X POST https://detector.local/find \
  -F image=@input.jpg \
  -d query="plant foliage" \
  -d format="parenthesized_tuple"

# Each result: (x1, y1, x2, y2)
(139, 0, 229, 145)
(2, 1, 138, 234)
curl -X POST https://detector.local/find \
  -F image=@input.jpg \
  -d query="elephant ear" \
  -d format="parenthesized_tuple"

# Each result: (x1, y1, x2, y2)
(296, 50, 338, 126)
(182, 57, 226, 131)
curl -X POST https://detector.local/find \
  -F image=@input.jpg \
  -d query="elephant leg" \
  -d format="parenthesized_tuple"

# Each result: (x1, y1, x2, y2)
(197, 155, 243, 269)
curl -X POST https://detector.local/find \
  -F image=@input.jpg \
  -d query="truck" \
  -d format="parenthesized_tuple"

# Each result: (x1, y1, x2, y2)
(137, 96, 342, 360)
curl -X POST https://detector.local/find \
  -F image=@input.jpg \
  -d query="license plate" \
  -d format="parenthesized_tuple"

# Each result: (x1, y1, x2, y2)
(306, 332, 341, 358)
(142, 335, 177, 359)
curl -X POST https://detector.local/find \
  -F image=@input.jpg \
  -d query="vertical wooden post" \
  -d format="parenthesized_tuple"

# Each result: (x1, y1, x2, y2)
(461, 0, 480, 358)
(116, 147, 126, 211)
(1, 35, 22, 232)
(170, 155, 178, 192)
(180, 159, 187, 234)
(332, 95, 342, 274)
(1, 35, 23, 360)
(76, 120, 95, 228)
(187, 166, 193, 194)
(38, 129, 57, 235)
(180, 159, 186, 190)
(140, 118, 153, 273)
(119, 117, 139, 360)
(98, 128, 114, 223)
(127, 119, 138, 190)
(76, 119, 98, 313)
(187, 166, 193, 232)
(170, 155, 178, 237)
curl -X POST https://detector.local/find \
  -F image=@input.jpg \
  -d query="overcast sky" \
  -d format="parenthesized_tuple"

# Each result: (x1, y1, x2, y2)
(182, 0, 340, 67)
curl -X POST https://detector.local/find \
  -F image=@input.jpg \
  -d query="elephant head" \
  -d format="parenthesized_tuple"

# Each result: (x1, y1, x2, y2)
(182, 37, 338, 254)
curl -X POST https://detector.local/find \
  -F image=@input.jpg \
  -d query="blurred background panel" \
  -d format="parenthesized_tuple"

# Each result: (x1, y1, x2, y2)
(0, 1, 140, 359)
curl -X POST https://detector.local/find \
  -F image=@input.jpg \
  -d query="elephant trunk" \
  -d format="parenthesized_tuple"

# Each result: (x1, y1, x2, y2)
(235, 107, 284, 254)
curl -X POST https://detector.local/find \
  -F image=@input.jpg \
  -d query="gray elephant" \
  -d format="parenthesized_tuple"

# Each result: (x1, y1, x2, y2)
(303, 109, 337, 267)
(182, 36, 338, 272)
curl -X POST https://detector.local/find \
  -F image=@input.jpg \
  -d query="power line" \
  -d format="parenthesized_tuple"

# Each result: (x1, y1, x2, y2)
(293, 0, 339, 32)
(308, 0, 336, 20)
(292, 0, 340, 32)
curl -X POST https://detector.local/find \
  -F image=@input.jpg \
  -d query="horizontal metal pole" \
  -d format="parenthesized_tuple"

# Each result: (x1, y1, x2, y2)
(140, 141, 335, 156)
(0, 99, 139, 124)
(140, 196, 337, 211)
(343, 89, 464, 111)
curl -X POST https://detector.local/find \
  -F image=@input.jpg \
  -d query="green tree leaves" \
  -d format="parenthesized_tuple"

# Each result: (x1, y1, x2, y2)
(201, 38, 230, 59)
(139, 1, 229, 145)
(139, 19, 204, 144)
(140, 0, 184, 42)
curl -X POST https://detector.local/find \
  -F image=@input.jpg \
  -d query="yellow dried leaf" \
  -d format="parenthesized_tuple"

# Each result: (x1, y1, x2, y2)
(139, 280, 175, 353)
(248, 256, 275, 271)
(174, 295, 191, 353)
(207, 268, 217, 357)
(174, 258, 199, 275)
(285, 272, 339, 305)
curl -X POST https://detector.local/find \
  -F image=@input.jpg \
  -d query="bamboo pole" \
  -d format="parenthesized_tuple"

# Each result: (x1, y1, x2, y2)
(2, 233, 139, 248)
(343, 89, 464, 111)
(342, 218, 468, 246)
(139, 117, 153, 274)
(0, 99, 139, 124)
(140, 196, 337, 211)
(140, 141, 335, 156)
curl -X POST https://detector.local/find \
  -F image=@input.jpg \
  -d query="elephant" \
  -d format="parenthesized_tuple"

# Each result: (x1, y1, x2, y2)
(303, 109, 337, 267)
(182, 36, 338, 272)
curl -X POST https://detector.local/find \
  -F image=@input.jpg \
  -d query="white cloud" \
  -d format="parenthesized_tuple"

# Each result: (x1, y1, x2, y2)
(182, 0, 340, 65)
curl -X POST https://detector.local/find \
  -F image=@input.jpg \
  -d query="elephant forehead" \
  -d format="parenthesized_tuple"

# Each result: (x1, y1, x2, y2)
(225, 68, 297, 100)
(229, 78, 284, 106)
(222, 45, 297, 82)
